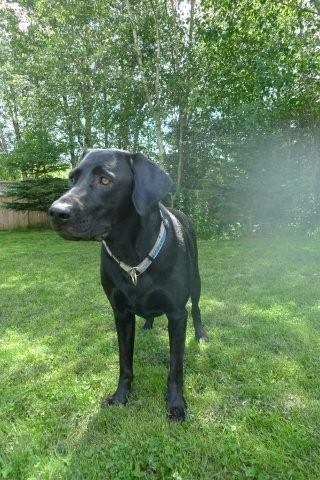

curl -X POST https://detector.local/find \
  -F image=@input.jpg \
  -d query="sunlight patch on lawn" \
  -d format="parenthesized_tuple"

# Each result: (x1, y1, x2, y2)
(0, 329, 51, 368)
(280, 393, 306, 412)
(310, 301, 320, 311)
(240, 302, 292, 321)
(0, 274, 29, 290)
(201, 297, 226, 311)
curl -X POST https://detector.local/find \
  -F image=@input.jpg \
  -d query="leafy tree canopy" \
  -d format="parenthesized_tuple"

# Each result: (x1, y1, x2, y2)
(0, 0, 319, 234)
(3, 127, 67, 178)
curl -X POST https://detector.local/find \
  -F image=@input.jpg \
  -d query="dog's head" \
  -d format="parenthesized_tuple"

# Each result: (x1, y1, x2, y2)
(49, 149, 173, 241)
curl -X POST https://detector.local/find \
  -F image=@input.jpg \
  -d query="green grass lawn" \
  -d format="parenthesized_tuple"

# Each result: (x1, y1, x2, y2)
(1, 230, 320, 479)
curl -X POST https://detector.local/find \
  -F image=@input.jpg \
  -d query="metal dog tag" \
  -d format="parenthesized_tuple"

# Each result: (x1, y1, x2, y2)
(129, 268, 138, 286)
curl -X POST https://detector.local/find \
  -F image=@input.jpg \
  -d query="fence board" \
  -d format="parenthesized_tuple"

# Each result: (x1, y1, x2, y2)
(0, 205, 49, 230)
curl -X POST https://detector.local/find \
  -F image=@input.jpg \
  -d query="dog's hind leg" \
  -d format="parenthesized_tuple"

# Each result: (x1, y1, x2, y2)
(143, 317, 154, 330)
(191, 264, 208, 342)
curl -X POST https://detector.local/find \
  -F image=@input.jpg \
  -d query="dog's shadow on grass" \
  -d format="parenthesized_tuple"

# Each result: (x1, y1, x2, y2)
(62, 401, 164, 479)
(58, 319, 190, 479)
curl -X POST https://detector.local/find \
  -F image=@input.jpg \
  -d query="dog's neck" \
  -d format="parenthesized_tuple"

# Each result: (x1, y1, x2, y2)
(104, 206, 162, 266)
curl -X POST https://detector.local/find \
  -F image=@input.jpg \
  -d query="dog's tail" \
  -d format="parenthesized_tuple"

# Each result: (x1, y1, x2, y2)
(189, 232, 208, 342)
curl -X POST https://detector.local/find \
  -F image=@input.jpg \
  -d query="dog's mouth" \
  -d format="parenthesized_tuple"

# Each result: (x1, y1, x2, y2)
(93, 232, 109, 241)
(51, 223, 110, 242)
(49, 206, 111, 241)
(52, 227, 89, 241)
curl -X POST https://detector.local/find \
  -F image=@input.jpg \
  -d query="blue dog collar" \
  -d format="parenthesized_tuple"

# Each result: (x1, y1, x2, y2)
(102, 213, 168, 285)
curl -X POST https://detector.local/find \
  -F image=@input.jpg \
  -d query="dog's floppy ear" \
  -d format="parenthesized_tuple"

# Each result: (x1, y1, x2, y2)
(130, 153, 174, 216)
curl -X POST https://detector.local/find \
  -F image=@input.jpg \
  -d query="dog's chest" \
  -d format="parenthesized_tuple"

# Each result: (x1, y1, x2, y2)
(111, 283, 173, 318)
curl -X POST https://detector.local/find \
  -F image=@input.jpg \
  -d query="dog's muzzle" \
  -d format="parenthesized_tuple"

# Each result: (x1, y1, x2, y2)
(48, 200, 91, 238)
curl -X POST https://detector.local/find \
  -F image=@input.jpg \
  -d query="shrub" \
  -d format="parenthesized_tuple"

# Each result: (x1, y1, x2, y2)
(174, 189, 216, 239)
(2, 178, 69, 212)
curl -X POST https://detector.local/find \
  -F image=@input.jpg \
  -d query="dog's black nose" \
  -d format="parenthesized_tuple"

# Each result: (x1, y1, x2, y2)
(48, 203, 72, 222)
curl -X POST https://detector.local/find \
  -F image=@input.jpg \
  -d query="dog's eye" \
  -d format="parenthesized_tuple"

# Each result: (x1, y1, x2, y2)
(99, 177, 112, 186)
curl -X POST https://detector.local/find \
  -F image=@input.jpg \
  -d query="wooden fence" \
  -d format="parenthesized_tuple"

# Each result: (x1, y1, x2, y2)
(0, 195, 49, 230)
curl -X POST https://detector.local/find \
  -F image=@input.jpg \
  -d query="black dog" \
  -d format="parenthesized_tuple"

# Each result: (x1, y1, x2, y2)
(49, 149, 207, 421)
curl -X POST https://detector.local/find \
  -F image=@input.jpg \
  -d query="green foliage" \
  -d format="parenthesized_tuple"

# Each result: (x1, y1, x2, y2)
(0, 155, 14, 180)
(174, 188, 216, 239)
(3, 128, 67, 178)
(1, 230, 320, 478)
(0, 0, 319, 232)
(2, 178, 68, 212)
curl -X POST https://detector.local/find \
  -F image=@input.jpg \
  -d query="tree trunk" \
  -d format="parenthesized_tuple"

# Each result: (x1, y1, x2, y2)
(173, 106, 188, 204)
(125, 0, 166, 164)
(133, 126, 140, 152)
(0, 127, 8, 152)
(62, 95, 76, 166)
(189, 0, 196, 44)
(83, 100, 93, 148)
(177, 108, 185, 193)
(169, 0, 195, 203)
(154, 110, 165, 165)
(151, 0, 165, 164)
(119, 115, 129, 150)
(102, 86, 109, 148)
(81, 80, 94, 148)
(7, 87, 21, 141)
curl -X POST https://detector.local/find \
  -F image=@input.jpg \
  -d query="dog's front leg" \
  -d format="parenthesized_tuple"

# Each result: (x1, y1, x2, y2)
(166, 309, 187, 421)
(102, 311, 135, 406)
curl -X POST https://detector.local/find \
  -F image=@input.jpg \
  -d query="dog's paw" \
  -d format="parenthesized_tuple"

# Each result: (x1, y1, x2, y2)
(197, 333, 209, 343)
(167, 396, 187, 422)
(101, 393, 128, 407)
(168, 405, 187, 422)
(195, 330, 209, 343)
